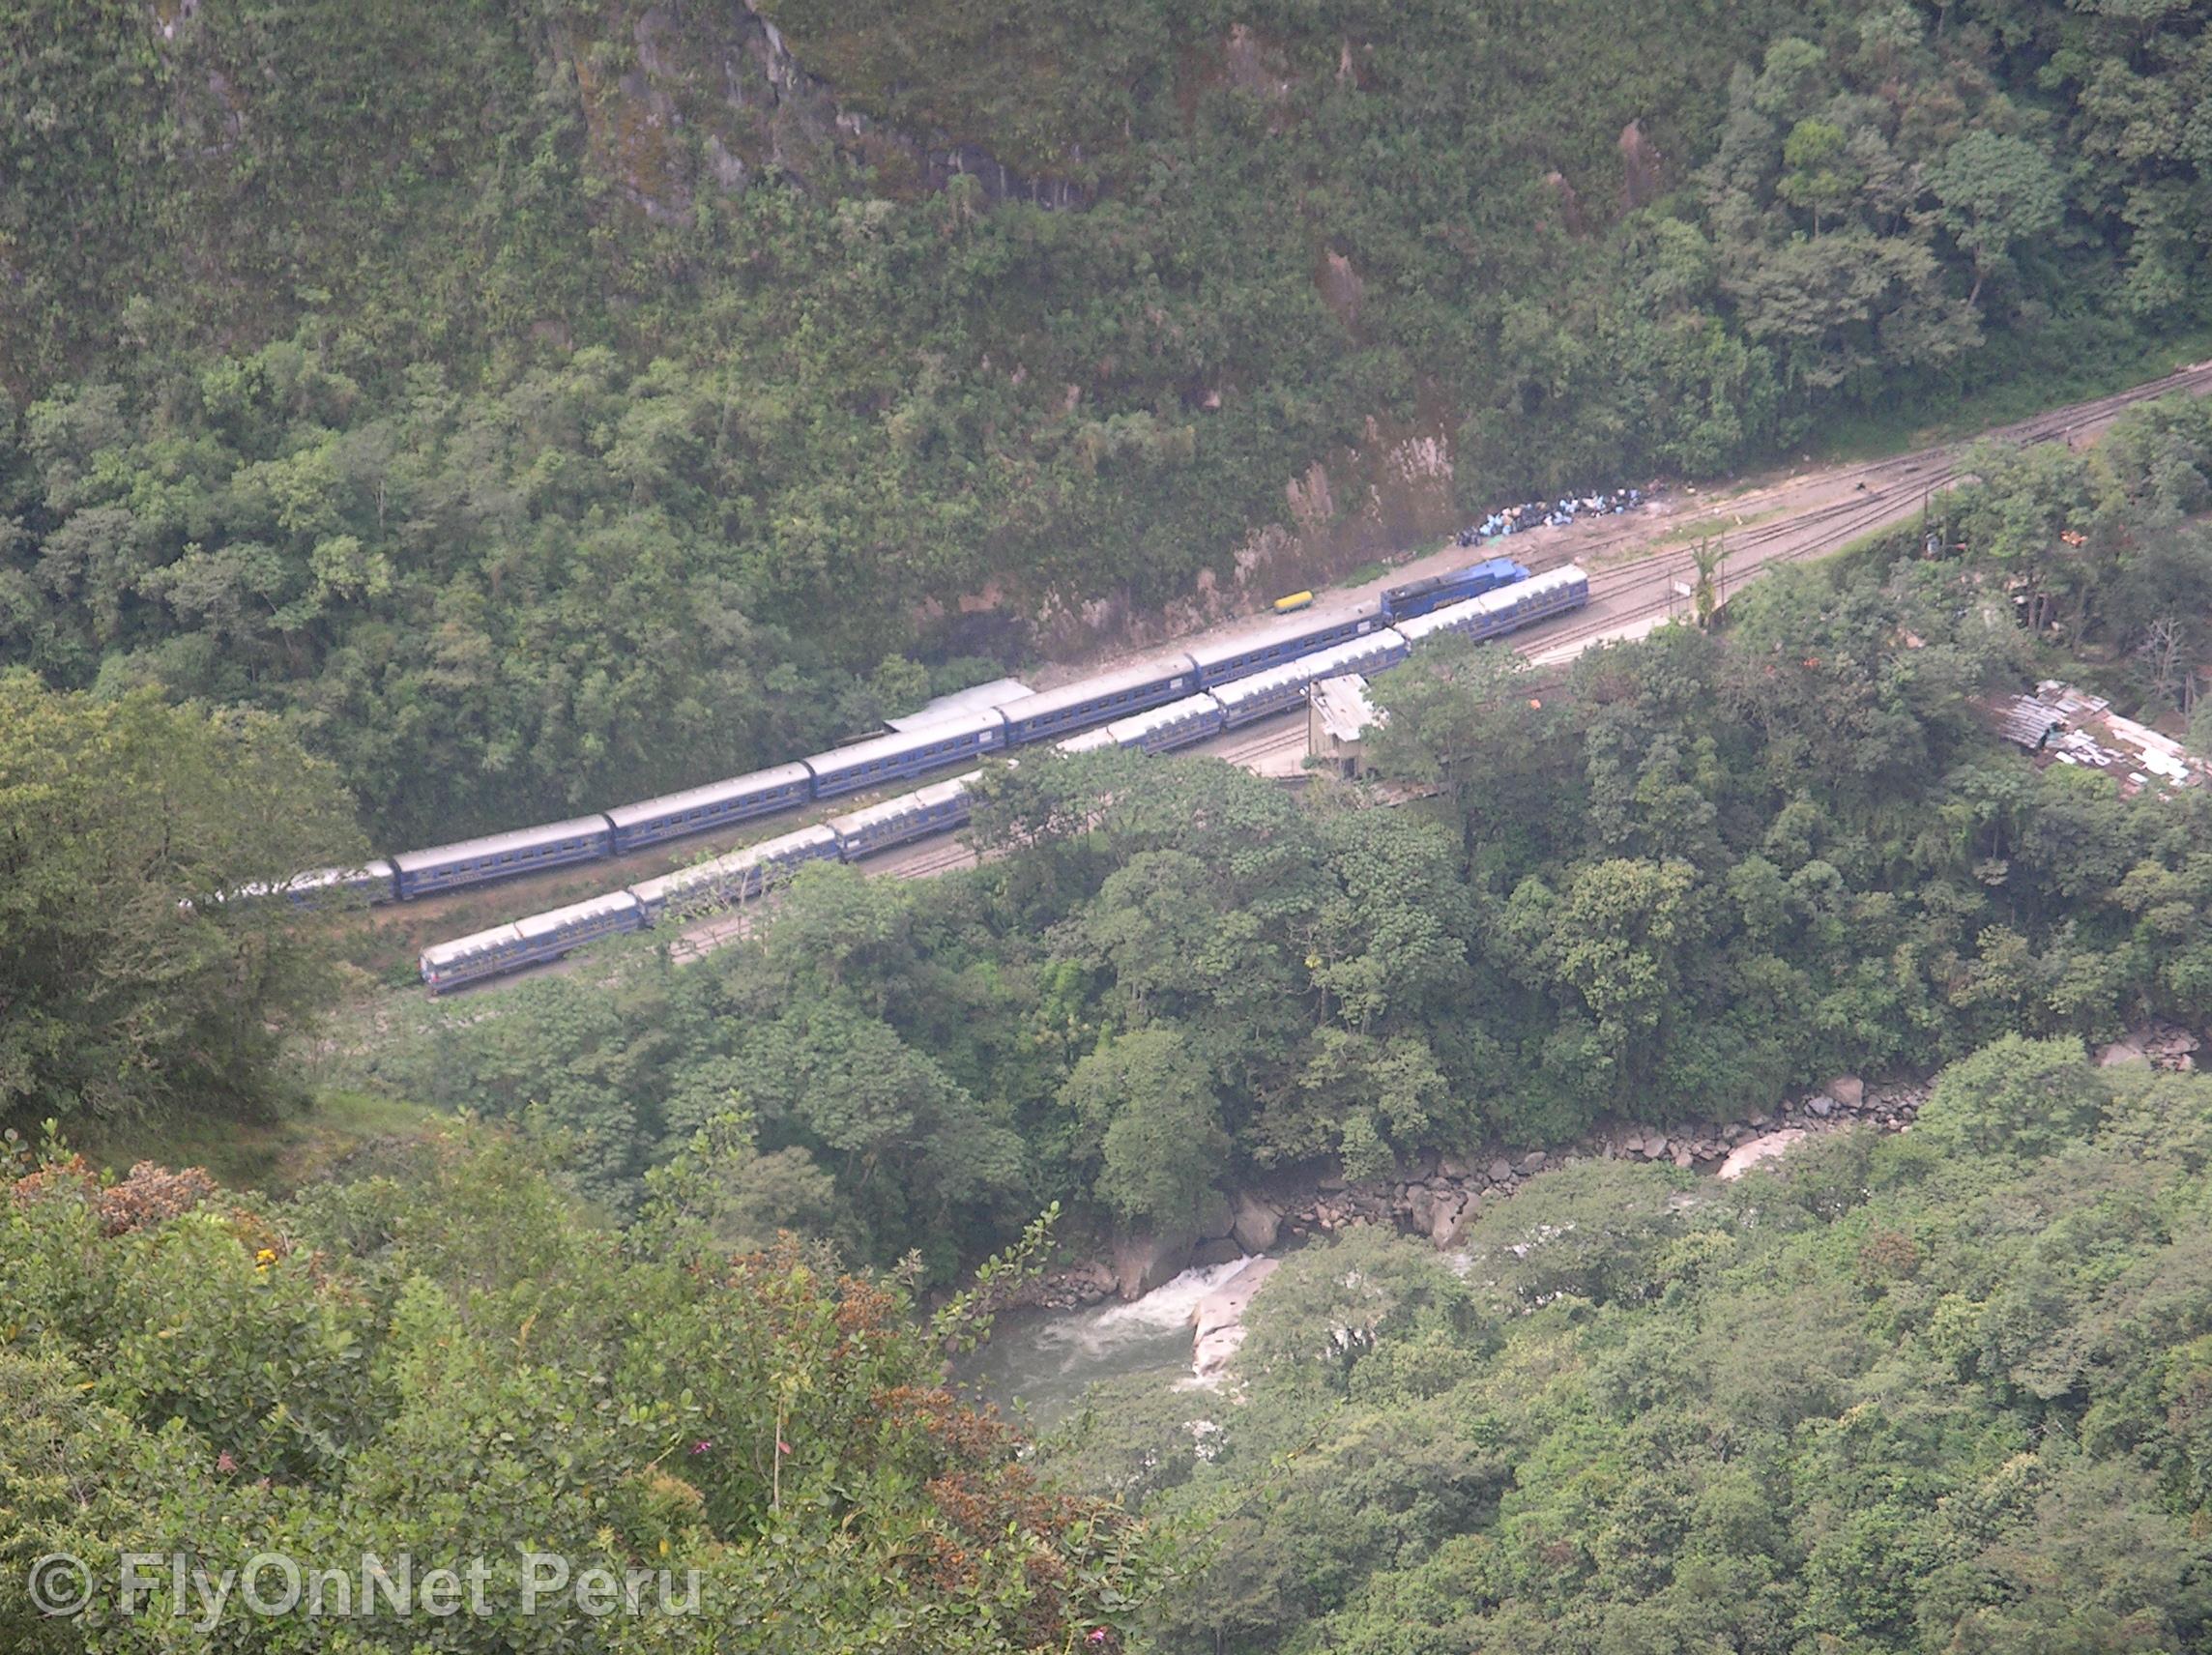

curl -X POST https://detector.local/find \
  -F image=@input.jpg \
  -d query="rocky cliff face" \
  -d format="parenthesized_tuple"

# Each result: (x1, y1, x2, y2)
(554, 1, 1089, 222)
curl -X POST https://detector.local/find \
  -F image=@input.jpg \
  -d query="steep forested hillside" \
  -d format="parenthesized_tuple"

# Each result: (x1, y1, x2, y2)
(325, 393, 2212, 1277)
(7, 0, 2212, 841)
(1038, 1044, 2212, 1654)
(0, 1127, 1166, 1653)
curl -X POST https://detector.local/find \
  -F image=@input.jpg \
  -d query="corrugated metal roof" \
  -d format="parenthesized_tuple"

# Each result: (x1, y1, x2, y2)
(1312, 675, 1379, 743)
(1998, 698, 2062, 749)
(2000, 682, 2207, 792)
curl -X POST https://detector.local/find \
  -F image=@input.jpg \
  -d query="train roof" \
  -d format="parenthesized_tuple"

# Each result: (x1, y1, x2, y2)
(513, 889, 641, 943)
(1186, 603, 1383, 672)
(1002, 655, 1201, 721)
(1382, 554, 1525, 597)
(1208, 631, 1408, 710)
(421, 921, 525, 972)
(803, 708, 1005, 781)
(285, 860, 396, 893)
(827, 773, 977, 838)
(604, 762, 813, 830)
(1054, 727, 1120, 754)
(886, 678, 1034, 732)
(393, 813, 611, 875)
(1393, 563, 1587, 643)
(1106, 693, 1222, 743)
(627, 824, 839, 908)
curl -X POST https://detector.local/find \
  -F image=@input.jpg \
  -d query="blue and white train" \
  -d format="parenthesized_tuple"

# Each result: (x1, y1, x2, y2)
(282, 557, 1581, 921)
(417, 564, 1592, 992)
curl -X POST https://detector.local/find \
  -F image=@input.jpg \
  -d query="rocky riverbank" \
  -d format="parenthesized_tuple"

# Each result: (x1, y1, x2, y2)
(1006, 1021, 2203, 1314)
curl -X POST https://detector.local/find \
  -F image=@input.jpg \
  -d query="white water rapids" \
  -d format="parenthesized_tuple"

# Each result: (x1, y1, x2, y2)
(960, 1256, 1258, 1428)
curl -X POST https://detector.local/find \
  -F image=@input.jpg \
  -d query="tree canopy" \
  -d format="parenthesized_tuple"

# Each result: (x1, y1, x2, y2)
(1037, 1046, 2212, 1655)
(0, 1126, 1168, 1653)
(10, 0, 2212, 841)
(0, 671, 363, 1128)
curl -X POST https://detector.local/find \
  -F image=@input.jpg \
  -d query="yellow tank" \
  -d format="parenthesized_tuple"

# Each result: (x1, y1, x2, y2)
(1272, 591, 1315, 613)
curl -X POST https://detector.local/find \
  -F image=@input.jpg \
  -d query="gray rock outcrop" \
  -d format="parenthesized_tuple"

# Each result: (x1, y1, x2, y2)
(1191, 1257, 1280, 1380)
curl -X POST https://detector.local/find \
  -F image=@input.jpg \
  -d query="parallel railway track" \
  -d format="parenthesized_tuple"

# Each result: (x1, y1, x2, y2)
(442, 360, 2212, 992)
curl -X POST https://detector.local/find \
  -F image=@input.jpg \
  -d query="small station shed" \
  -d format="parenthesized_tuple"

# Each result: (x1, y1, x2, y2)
(1308, 674, 1382, 778)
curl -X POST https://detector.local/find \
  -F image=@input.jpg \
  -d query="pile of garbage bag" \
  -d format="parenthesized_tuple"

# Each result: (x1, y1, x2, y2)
(1457, 485, 1646, 545)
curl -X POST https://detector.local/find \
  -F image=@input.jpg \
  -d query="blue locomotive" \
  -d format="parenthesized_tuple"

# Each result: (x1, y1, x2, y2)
(1378, 555, 1526, 622)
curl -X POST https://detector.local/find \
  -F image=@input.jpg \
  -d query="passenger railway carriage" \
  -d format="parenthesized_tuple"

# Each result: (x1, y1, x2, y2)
(194, 861, 401, 910)
(1210, 629, 1412, 728)
(1053, 726, 1121, 755)
(419, 890, 646, 993)
(627, 826, 841, 925)
(1394, 565, 1589, 647)
(607, 763, 813, 854)
(803, 708, 1009, 798)
(997, 657, 1200, 745)
(1189, 605, 1389, 688)
(826, 775, 976, 858)
(393, 815, 615, 899)
(413, 562, 1591, 992)
(1105, 693, 1227, 754)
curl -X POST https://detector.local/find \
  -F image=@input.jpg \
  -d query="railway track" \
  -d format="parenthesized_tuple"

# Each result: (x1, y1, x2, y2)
(431, 358, 2212, 993)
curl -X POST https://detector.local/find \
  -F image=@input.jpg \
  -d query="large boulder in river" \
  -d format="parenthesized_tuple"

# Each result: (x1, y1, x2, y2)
(1429, 1190, 1472, 1249)
(1190, 1235, 1244, 1268)
(1113, 1226, 1196, 1299)
(1718, 1128, 1809, 1181)
(1191, 1187, 1236, 1242)
(1230, 1190, 1282, 1253)
(1191, 1257, 1281, 1381)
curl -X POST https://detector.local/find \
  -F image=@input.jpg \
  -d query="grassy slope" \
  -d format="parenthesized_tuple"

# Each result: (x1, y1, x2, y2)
(71, 1090, 438, 1193)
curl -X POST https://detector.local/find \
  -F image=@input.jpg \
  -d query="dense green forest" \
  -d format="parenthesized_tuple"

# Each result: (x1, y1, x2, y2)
(0, 1126, 1168, 1652)
(10, 1035, 2212, 1651)
(0, 673, 365, 1127)
(9, 4, 2212, 1648)
(301, 392, 2212, 1278)
(1039, 1042, 2212, 1654)
(9, 0, 2212, 840)
(10, 390, 2212, 1235)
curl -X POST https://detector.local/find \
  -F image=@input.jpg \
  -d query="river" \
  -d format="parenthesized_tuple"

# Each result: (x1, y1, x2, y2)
(959, 1256, 1258, 1430)
(958, 1118, 1892, 1425)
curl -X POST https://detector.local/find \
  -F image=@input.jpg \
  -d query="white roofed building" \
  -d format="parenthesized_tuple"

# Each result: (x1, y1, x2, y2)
(1308, 674, 1382, 777)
